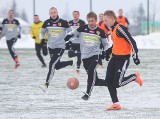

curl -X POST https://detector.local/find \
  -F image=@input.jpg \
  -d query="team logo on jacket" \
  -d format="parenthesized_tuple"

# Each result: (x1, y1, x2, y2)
(89, 30, 94, 33)
(58, 22, 62, 26)
(53, 24, 57, 26)
(96, 31, 100, 35)
(77, 23, 80, 26)
(13, 21, 16, 24)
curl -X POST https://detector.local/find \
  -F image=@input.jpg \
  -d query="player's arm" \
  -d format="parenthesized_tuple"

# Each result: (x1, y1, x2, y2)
(63, 20, 72, 33)
(16, 20, 22, 39)
(40, 21, 47, 40)
(64, 25, 82, 42)
(125, 17, 129, 26)
(117, 25, 138, 54)
(117, 25, 140, 65)
(30, 25, 35, 39)
(0, 25, 2, 35)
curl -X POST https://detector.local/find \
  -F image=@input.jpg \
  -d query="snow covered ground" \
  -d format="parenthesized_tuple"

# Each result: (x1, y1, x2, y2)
(0, 33, 160, 49)
(0, 49, 160, 119)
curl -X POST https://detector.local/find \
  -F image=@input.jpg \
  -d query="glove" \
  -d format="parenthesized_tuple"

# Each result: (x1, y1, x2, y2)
(133, 54, 140, 65)
(65, 41, 72, 50)
(101, 51, 106, 59)
(32, 36, 36, 39)
(101, 50, 111, 61)
(41, 39, 47, 45)
(17, 34, 21, 39)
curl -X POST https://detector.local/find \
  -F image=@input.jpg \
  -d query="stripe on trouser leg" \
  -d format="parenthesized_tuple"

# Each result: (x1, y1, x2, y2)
(12, 40, 17, 57)
(119, 60, 135, 86)
(88, 63, 98, 96)
(48, 56, 61, 83)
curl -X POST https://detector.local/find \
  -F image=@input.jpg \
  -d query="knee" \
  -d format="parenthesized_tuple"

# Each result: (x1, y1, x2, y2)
(68, 50, 75, 58)
(36, 51, 41, 56)
(55, 64, 60, 70)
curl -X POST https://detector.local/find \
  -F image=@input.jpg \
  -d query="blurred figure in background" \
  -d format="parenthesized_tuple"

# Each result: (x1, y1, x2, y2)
(117, 9, 129, 28)
(97, 13, 110, 68)
(1, 10, 21, 68)
(30, 15, 47, 68)
(68, 11, 85, 75)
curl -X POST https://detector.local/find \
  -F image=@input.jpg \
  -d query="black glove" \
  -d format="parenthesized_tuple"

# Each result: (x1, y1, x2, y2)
(65, 41, 72, 50)
(17, 34, 21, 39)
(133, 54, 140, 65)
(32, 36, 36, 39)
(101, 51, 106, 59)
(41, 39, 47, 45)
(101, 50, 111, 61)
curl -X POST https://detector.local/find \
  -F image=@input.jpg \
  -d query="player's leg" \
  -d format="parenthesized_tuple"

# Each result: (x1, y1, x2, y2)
(6, 38, 19, 67)
(45, 48, 73, 87)
(68, 43, 76, 58)
(113, 58, 136, 88)
(35, 43, 46, 67)
(75, 44, 81, 74)
(82, 55, 99, 100)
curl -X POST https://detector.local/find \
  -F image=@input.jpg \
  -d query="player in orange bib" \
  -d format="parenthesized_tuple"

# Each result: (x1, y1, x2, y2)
(116, 9, 129, 28)
(103, 10, 143, 110)
(97, 13, 110, 68)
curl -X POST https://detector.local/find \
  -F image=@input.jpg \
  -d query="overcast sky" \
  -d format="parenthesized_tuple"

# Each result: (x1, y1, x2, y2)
(0, 0, 160, 24)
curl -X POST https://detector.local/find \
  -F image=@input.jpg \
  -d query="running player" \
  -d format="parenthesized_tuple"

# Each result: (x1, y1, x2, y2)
(117, 9, 129, 28)
(68, 11, 85, 75)
(30, 15, 47, 68)
(65, 12, 110, 100)
(40, 7, 73, 89)
(97, 13, 110, 68)
(103, 10, 143, 110)
(1, 10, 21, 68)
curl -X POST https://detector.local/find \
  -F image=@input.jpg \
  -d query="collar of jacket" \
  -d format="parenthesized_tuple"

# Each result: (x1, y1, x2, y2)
(34, 21, 41, 24)
(111, 21, 118, 31)
(50, 15, 59, 23)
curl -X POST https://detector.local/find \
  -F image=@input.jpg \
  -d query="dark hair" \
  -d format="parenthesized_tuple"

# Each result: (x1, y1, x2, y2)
(87, 11, 97, 20)
(73, 11, 79, 14)
(104, 10, 116, 19)
(9, 10, 14, 12)
(34, 15, 39, 17)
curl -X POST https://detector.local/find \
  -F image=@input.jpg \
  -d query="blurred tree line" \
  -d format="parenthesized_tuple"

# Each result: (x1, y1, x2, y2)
(128, 0, 160, 35)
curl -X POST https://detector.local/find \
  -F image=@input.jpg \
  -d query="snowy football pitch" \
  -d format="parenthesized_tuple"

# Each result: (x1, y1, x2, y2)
(0, 49, 160, 119)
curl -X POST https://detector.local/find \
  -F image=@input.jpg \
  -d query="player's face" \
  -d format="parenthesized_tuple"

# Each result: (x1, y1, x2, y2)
(8, 11, 14, 19)
(118, 10, 123, 16)
(34, 16, 40, 23)
(99, 15, 104, 22)
(73, 12, 79, 20)
(103, 15, 114, 27)
(87, 17, 97, 29)
(49, 9, 58, 19)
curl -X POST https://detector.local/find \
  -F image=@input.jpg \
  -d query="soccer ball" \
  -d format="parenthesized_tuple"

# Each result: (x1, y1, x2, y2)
(66, 78, 79, 90)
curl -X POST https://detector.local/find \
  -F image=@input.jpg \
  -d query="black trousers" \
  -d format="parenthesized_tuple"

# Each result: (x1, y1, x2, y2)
(35, 43, 46, 65)
(68, 43, 81, 69)
(83, 55, 107, 96)
(6, 38, 18, 61)
(105, 55, 136, 103)
(46, 48, 72, 83)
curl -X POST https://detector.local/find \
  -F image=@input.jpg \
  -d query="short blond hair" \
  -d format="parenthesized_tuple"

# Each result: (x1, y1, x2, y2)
(104, 10, 116, 19)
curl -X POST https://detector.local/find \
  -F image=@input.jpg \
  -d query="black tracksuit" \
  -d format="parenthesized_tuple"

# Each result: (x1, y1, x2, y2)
(105, 22, 138, 103)
(68, 19, 85, 70)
